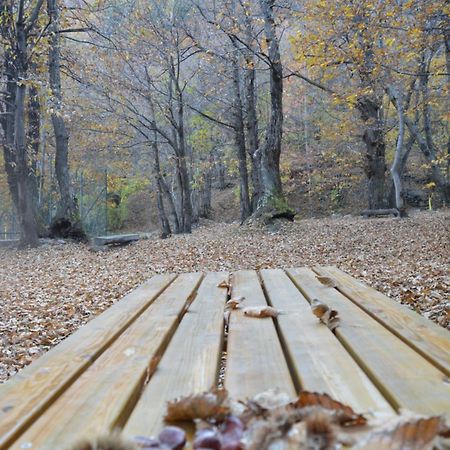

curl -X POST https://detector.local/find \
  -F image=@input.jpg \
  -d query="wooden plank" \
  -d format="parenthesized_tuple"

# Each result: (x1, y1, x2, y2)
(93, 234, 139, 246)
(287, 268, 450, 419)
(315, 266, 450, 376)
(260, 269, 393, 414)
(0, 273, 176, 449)
(123, 272, 228, 439)
(225, 270, 296, 400)
(7, 273, 203, 450)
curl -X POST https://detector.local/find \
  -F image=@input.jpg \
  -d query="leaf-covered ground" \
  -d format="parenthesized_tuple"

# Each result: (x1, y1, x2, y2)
(0, 210, 448, 382)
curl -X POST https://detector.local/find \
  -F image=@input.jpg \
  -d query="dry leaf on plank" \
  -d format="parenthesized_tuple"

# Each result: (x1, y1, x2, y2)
(243, 306, 279, 318)
(353, 415, 446, 449)
(217, 280, 231, 289)
(227, 296, 245, 310)
(311, 299, 340, 331)
(165, 388, 230, 422)
(294, 391, 366, 426)
(316, 276, 338, 288)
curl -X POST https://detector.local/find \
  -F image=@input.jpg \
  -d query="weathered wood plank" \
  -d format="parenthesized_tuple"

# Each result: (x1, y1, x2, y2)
(123, 272, 228, 439)
(0, 273, 176, 449)
(260, 269, 393, 414)
(315, 266, 450, 376)
(93, 234, 139, 246)
(225, 270, 296, 399)
(287, 268, 450, 419)
(7, 273, 203, 450)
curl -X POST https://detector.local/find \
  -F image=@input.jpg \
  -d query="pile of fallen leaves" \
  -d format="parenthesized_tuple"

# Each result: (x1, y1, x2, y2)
(72, 388, 450, 449)
(0, 210, 448, 382)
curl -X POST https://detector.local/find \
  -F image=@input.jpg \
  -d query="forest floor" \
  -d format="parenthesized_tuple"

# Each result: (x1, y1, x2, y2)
(0, 209, 449, 383)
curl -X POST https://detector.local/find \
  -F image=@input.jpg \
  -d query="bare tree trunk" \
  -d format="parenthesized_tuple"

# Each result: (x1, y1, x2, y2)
(389, 87, 406, 215)
(15, 15, 39, 247)
(232, 60, 251, 222)
(244, 62, 262, 211)
(241, 4, 262, 210)
(419, 56, 450, 204)
(257, 0, 291, 218)
(47, 0, 84, 238)
(151, 136, 171, 238)
(160, 176, 181, 233)
(1, 50, 19, 211)
(357, 96, 387, 209)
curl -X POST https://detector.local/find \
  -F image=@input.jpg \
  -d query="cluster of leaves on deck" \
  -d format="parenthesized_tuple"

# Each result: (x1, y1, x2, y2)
(72, 389, 449, 449)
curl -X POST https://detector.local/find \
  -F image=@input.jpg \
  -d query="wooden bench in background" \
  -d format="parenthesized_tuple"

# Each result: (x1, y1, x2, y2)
(0, 267, 449, 449)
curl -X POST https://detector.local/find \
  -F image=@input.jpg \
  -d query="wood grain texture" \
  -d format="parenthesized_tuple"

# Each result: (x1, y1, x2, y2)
(287, 268, 450, 419)
(260, 269, 393, 414)
(123, 272, 228, 439)
(0, 273, 176, 449)
(225, 270, 296, 400)
(315, 266, 450, 376)
(7, 273, 203, 450)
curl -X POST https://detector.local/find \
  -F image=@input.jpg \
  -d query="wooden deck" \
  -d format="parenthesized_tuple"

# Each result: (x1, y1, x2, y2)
(0, 267, 449, 449)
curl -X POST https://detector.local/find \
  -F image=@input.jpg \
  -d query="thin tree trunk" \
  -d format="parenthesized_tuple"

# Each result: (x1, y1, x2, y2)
(389, 87, 406, 215)
(160, 175, 181, 233)
(47, 0, 84, 237)
(151, 137, 171, 237)
(232, 60, 251, 222)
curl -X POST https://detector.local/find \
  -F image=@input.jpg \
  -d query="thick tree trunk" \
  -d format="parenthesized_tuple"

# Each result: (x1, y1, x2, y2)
(232, 61, 251, 222)
(419, 58, 450, 204)
(257, 0, 288, 217)
(47, 0, 84, 237)
(2, 51, 19, 210)
(357, 96, 387, 209)
(15, 20, 39, 247)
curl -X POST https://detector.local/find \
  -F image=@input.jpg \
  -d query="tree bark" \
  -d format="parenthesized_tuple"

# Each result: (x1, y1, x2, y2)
(232, 60, 251, 222)
(389, 87, 406, 215)
(1, 50, 19, 211)
(257, 0, 285, 211)
(47, 0, 84, 237)
(151, 137, 171, 237)
(356, 96, 387, 209)
(14, 10, 39, 247)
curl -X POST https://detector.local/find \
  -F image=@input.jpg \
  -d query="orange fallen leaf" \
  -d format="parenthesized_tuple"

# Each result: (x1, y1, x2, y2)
(243, 306, 279, 318)
(354, 415, 445, 449)
(226, 296, 245, 309)
(294, 391, 367, 426)
(316, 276, 338, 288)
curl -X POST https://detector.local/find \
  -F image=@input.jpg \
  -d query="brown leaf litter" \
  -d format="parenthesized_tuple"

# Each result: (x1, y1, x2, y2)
(0, 210, 448, 382)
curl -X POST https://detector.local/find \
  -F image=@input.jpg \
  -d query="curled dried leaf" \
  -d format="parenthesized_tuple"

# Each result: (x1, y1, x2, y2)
(165, 388, 230, 422)
(243, 306, 279, 318)
(316, 276, 338, 288)
(310, 299, 340, 331)
(218, 280, 231, 289)
(227, 296, 245, 310)
(311, 299, 329, 318)
(294, 391, 367, 426)
(353, 415, 445, 449)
